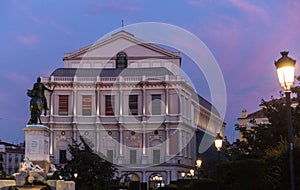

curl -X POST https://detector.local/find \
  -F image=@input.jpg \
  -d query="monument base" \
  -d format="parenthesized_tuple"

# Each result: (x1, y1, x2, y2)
(31, 160, 51, 174)
(23, 125, 51, 174)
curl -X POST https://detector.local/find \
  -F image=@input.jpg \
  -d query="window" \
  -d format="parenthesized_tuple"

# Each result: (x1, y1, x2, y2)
(105, 95, 115, 116)
(153, 150, 160, 164)
(107, 150, 113, 163)
(130, 150, 137, 164)
(82, 95, 92, 116)
(59, 95, 68, 115)
(116, 52, 128, 68)
(152, 95, 161, 115)
(59, 150, 67, 164)
(129, 95, 138, 115)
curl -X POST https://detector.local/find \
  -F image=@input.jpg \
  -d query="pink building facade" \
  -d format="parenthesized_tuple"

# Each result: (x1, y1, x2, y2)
(40, 31, 225, 187)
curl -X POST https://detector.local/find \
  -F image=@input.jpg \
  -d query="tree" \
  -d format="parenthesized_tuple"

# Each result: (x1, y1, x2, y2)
(65, 136, 117, 190)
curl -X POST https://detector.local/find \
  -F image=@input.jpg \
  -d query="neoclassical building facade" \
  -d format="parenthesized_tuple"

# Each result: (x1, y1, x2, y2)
(41, 31, 225, 187)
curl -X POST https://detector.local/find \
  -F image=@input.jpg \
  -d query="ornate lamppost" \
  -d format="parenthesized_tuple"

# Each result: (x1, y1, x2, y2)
(195, 158, 202, 179)
(214, 133, 223, 161)
(214, 133, 223, 190)
(190, 169, 195, 179)
(274, 51, 296, 190)
(74, 172, 78, 190)
(181, 171, 186, 179)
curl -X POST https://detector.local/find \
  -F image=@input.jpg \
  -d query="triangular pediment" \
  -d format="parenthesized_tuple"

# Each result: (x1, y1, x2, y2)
(63, 31, 180, 61)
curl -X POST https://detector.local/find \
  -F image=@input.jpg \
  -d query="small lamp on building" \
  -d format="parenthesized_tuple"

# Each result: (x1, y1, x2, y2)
(274, 51, 296, 190)
(195, 158, 202, 179)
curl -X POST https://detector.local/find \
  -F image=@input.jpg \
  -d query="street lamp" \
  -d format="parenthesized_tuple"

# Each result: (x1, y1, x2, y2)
(181, 171, 186, 179)
(214, 133, 223, 161)
(195, 158, 202, 179)
(214, 133, 223, 190)
(74, 172, 78, 190)
(190, 169, 195, 179)
(275, 51, 296, 190)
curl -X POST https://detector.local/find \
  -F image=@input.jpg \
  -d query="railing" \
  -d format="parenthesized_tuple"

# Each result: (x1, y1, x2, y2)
(41, 75, 186, 83)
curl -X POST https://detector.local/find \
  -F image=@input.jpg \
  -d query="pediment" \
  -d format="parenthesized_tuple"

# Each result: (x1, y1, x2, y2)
(63, 31, 180, 61)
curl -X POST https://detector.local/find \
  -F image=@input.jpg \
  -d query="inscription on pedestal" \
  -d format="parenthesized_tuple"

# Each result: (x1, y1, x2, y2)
(30, 140, 39, 154)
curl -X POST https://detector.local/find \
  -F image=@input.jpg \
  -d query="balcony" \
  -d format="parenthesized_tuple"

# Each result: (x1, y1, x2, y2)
(41, 75, 185, 84)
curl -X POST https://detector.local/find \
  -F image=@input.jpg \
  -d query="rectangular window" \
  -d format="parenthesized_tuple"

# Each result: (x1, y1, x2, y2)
(105, 95, 115, 116)
(82, 95, 92, 116)
(129, 95, 138, 115)
(152, 95, 161, 115)
(153, 150, 160, 164)
(59, 95, 68, 115)
(130, 150, 137, 164)
(107, 150, 113, 163)
(59, 150, 67, 164)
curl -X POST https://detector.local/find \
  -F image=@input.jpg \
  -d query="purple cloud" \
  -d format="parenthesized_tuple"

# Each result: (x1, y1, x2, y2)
(229, 0, 268, 21)
(17, 35, 39, 48)
(84, 0, 143, 16)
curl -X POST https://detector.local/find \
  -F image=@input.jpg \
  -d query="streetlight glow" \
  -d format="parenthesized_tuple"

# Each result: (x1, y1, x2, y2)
(190, 169, 194, 177)
(195, 159, 202, 169)
(214, 133, 223, 151)
(274, 51, 296, 190)
(181, 172, 186, 179)
(275, 51, 296, 92)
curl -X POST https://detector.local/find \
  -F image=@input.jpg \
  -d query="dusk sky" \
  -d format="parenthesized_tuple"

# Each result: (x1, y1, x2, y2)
(1, 0, 300, 143)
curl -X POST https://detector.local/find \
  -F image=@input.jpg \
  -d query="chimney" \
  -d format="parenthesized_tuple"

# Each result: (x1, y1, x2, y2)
(242, 109, 248, 118)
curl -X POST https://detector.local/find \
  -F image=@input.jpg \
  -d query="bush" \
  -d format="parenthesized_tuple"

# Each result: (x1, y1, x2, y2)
(219, 159, 268, 190)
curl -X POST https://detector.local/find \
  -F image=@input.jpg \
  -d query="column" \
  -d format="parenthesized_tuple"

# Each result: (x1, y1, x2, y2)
(165, 79, 169, 115)
(49, 125, 54, 161)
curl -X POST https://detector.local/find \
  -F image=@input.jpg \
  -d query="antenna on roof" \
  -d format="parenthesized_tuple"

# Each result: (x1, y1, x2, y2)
(121, 20, 124, 31)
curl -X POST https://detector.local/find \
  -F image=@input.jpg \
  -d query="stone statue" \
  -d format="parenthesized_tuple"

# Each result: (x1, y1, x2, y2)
(19, 157, 44, 173)
(27, 77, 53, 125)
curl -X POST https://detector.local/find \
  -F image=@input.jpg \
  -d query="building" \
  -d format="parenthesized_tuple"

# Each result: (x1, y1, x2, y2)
(40, 31, 225, 187)
(0, 141, 25, 175)
(237, 109, 269, 140)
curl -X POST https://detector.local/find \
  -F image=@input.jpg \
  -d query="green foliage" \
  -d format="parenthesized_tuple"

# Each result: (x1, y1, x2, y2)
(174, 179, 217, 190)
(65, 136, 117, 190)
(264, 137, 300, 190)
(219, 159, 268, 190)
(264, 138, 289, 189)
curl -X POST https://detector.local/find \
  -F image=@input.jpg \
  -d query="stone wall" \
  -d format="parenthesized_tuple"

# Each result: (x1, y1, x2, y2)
(0, 180, 75, 190)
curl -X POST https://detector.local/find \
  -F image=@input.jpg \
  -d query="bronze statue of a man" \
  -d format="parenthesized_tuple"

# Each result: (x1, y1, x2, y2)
(31, 77, 53, 112)
(27, 77, 53, 125)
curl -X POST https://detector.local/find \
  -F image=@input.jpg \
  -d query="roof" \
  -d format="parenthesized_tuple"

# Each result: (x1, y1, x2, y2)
(191, 92, 221, 117)
(63, 30, 181, 61)
(51, 67, 174, 77)
(247, 109, 266, 119)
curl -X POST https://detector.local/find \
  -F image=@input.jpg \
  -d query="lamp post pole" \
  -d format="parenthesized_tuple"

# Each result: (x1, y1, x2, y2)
(274, 51, 296, 190)
(215, 133, 223, 190)
(286, 91, 295, 190)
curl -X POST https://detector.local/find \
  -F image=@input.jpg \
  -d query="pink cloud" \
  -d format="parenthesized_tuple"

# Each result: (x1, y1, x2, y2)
(229, 0, 268, 21)
(49, 18, 73, 36)
(4, 72, 31, 87)
(17, 35, 39, 48)
(84, 0, 143, 16)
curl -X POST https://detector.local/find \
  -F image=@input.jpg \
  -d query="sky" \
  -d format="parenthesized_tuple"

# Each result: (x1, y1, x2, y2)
(1, 0, 300, 143)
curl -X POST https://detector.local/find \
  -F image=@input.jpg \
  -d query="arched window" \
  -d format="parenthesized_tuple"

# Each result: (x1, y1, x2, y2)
(116, 51, 128, 68)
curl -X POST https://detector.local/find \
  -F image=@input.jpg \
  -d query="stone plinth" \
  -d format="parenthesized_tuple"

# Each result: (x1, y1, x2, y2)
(0, 180, 16, 190)
(23, 125, 51, 173)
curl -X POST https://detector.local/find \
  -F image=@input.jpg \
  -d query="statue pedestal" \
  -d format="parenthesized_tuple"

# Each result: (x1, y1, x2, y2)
(23, 125, 51, 173)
